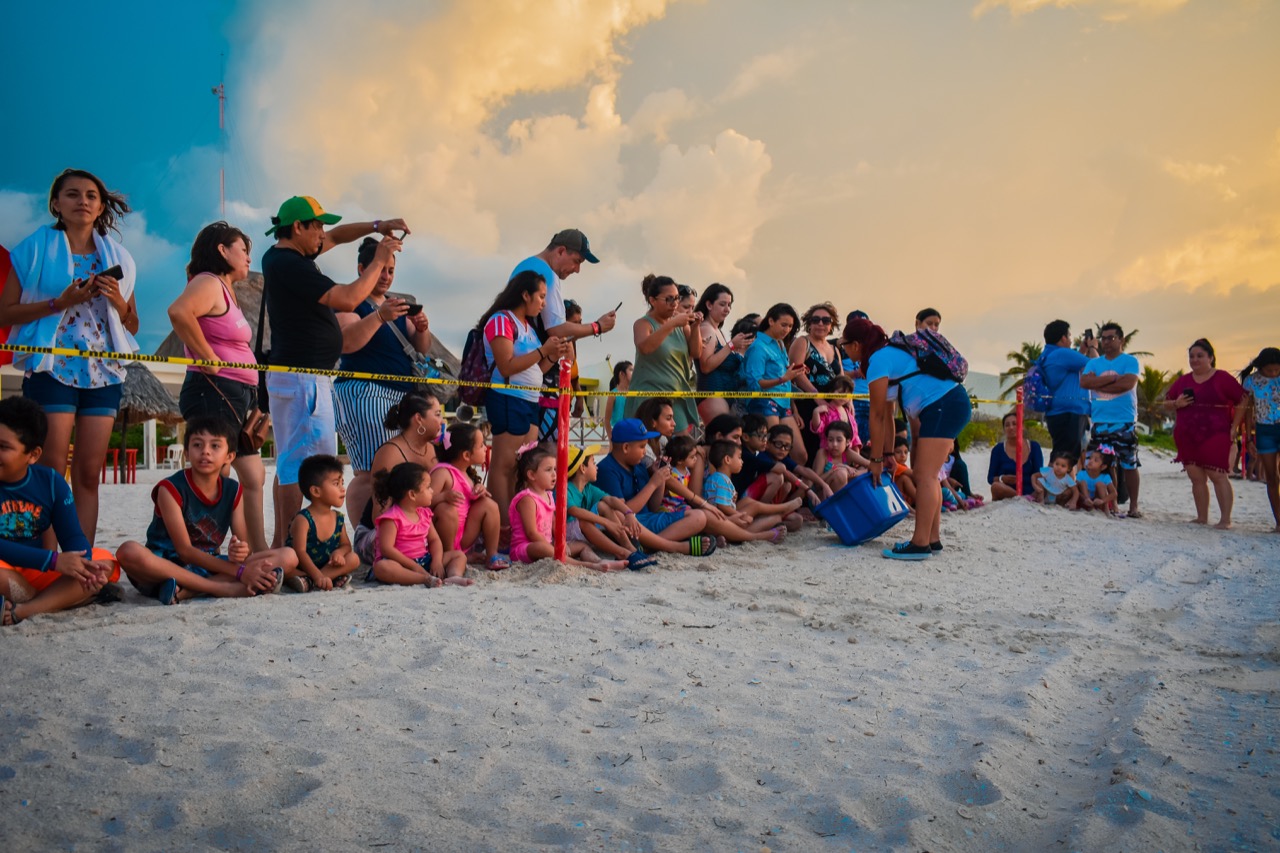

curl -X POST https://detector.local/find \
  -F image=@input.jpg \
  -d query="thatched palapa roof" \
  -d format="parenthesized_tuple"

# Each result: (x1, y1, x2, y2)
(119, 362, 182, 425)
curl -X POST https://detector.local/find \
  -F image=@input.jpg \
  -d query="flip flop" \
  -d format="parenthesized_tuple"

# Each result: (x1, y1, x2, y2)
(769, 526, 787, 544)
(1, 595, 22, 627)
(626, 550, 659, 571)
(332, 574, 351, 589)
(1126, 509, 1144, 519)
(269, 567, 285, 594)
(487, 554, 511, 571)
(689, 535, 718, 557)
(156, 578, 180, 606)
(882, 541, 931, 561)
(285, 575, 312, 593)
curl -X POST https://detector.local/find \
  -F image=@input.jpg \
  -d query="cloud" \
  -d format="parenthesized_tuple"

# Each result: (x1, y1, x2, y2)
(1161, 157, 1236, 200)
(972, 0, 1189, 21)
(1114, 215, 1280, 293)
(719, 47, 807, 102)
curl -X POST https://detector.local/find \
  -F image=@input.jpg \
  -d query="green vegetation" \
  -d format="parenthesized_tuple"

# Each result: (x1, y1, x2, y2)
(1137, 430, 1177, 453)
(957, 414, 1049, 452)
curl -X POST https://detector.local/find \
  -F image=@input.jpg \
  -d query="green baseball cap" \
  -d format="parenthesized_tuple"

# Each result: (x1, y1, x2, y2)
(265, 196, 342, 236)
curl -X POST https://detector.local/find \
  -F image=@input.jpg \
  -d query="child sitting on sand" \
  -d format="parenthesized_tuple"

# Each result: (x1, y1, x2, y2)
(596, 419, 717, 557)
(284, 454, 360, 592)
(1033, 451, 1079, 509)
(371, 462, 471, 586)
(0, 397, 119, 626)
(745, 424, 830, 508)
(510, 444, 626, 570)
(563, 445, 661, 569)
(703, 440, 789, 541)
(812, 421, 869, 493)
(892, 438, 916, 507)
(117, 416, 296, 604)
(430, 423, 506, 570)
(808, 375, 858, 445)
(661, 435, 698, 512)
(730, 414, 801, 529)
(1076, 447, 1118, 513)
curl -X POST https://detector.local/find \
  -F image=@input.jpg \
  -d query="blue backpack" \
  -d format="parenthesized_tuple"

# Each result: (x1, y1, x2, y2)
(886, 329, 968, 384)
(1022, 354, 1053, 417)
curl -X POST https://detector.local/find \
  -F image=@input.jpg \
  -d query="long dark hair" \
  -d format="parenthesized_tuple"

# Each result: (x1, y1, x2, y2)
(49, 168, 130, 236)
(188, 221, 252, 279)
(609, 360, 633, 390)
(696, 283, 734, 328)
(476, 270, 545, 331)
(758, 303, 800, 348)
(915, 307, 941, 326)
(438, 423, 483, 484)
(1240, 347, 1280, 382)
(1188, 338, 1216, 368)
(703, 413, 743, 443)
(841, 318, 889, 364)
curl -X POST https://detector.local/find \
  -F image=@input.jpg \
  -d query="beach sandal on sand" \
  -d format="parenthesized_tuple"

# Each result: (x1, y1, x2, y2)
(95, 582, 126, 604)
(269, 567, 285, 594)
(689, 535, 718, 558)
(769, 526, 787, 544)
(882, 541, 931, 561)
(285, 575, 312, 593)
(1125, 509, 1144, 519)
(1, 595, 23, 626)
(332, 574, 351, 589)
(626, 550, 659, 571)
(156, 578, 180, 606)
(487, 554, 511, 571)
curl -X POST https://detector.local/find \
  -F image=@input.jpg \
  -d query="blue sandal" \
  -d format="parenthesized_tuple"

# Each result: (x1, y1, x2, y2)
(156, 578, 180, 605)
(626, 550, 659, 571)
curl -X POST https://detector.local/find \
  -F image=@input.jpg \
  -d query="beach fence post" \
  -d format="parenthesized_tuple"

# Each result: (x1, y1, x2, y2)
(554, 358, 571, 562)
(1015, 386, 1025, 497)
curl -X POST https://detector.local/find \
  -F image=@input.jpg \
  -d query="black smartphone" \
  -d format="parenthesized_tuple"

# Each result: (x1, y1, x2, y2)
(1182, 388, 1195, 400)
(405, 303, 423, 316)
(613, 301, 623, 313)
(1084, 328, 1094, 340)
(80, 264, 123, 288)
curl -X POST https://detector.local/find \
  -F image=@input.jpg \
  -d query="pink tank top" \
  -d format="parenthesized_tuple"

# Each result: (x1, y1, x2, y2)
(509, 488, 554, 553)
(433, 462, 474, 549)
(185, 279, 259, 386)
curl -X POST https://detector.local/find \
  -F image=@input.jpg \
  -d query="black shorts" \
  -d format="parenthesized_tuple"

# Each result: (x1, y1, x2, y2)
(1045, 412, 1089, 461)
(178, 372, 260, 457)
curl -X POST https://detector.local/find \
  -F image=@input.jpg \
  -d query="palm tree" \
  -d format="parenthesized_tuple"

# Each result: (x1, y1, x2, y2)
(999, 341, 1044, 400)
(1135, 365, 1173, 429)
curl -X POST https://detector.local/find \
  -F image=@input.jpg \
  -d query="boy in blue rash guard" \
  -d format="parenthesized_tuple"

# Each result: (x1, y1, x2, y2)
(0, 397, 118, 626)
(117, 416, 297, 604)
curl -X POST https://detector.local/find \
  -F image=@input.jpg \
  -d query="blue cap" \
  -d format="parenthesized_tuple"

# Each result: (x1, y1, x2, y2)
(611, 418, 660, 443)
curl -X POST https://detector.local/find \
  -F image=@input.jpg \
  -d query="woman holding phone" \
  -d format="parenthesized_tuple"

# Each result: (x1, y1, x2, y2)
(333, 236, 432, 522)
(1163, 338, 1244, 528)
(695, 283, 750, 425)
(0, 169, 140, 543)
(742, 303, 806, 463)
(624, 274, 702, 433)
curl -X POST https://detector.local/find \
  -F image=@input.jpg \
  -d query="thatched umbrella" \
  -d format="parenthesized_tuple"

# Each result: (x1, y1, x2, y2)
(116, 361, 182, 467)
(154, 274, 462, 402)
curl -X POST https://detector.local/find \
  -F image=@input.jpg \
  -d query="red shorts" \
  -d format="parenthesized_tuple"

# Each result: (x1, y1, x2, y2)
(744, 473, 789, 504)
(1, 548, 120, 594)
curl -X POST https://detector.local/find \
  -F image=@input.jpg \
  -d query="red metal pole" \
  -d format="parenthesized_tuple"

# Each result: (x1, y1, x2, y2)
(1015, 386, 1025, 497)
(554, 359, 571, 562)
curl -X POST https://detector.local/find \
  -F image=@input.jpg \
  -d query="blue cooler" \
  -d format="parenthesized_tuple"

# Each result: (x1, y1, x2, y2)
(814, 473, 910, 546)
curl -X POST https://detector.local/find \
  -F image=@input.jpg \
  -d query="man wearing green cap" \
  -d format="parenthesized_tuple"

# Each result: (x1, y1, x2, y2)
(510, 228, 617, 442)
(260, 196, 409, 547)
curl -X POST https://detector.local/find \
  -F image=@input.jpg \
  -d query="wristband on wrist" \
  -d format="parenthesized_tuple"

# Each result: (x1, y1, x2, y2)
(236, 564, 246, 580)
(47, 298, 58, 313)
(592, 321, 601, 336)
(373, 219, 381, 234)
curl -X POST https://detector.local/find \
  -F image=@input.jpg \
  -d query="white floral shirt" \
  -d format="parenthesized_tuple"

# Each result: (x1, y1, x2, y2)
(48, 253, 127, 389)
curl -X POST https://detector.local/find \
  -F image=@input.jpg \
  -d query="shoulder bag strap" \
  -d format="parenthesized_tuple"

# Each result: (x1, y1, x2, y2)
(373, 299, 421, 362)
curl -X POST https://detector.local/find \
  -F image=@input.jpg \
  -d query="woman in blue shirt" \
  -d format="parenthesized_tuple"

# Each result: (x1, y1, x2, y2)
(841, 318, 972, 561)
(743, 303, 806, 463)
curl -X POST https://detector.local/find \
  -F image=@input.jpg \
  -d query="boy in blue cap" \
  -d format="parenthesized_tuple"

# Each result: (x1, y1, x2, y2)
(595, 419, 717, 556)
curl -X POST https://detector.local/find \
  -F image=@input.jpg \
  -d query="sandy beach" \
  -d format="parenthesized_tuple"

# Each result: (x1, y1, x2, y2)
(2, 447, 1277, 851)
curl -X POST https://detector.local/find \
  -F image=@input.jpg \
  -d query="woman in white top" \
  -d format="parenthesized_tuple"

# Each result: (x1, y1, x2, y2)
(475, 270, 569, 539)
(0, 169, 140, 543)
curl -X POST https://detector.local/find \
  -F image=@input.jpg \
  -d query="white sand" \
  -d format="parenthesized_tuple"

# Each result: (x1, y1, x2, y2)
(2, 448, 1278, 850)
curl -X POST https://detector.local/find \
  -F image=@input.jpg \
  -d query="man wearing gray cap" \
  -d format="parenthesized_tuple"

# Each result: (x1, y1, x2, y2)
(510, 229, 617, 442)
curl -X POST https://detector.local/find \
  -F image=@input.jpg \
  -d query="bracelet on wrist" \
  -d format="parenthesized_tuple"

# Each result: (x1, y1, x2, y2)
(373, 219, 381, 234)
(236, 563, 246, 580)
(592, 321, 601, 336)
(47, 298, 58, 313)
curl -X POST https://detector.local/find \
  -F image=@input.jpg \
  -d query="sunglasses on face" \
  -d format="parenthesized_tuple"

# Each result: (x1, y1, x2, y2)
(809, 316, 832, 325)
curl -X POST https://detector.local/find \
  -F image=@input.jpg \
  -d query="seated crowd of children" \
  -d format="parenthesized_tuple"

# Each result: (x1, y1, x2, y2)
(2, 394, 1016, 626)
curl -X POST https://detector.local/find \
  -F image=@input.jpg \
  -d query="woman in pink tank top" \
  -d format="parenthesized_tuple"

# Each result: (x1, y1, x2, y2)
(169, 222, 269, 552)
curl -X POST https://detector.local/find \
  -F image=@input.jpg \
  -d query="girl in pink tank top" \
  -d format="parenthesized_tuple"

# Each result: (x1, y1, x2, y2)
(185, 278, 258, 386)
(430, 424, 507, 569)
(508, 446, 626, 570)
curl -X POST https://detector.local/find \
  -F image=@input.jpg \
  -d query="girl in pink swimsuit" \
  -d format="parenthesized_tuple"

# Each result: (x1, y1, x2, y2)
(370, 462, 473, 586)
(508, 446, 627, 571)
(430, 424, 507, 570)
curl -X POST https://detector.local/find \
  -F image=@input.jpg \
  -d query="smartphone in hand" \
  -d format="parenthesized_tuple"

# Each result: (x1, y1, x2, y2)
(80, 264, 123, 288)
(406, 303, 424, 316)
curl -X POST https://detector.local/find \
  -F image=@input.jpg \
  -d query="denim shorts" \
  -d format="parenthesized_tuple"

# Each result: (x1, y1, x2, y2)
(916, 385, 972, 440)
(23, 371, 123, 417)
(637, 508, 685, 534)
(486, 390, 539, 437)
(266, 372, 337, 485)
(1254, 422, 1280, 455)
(747, 399, 792, 419)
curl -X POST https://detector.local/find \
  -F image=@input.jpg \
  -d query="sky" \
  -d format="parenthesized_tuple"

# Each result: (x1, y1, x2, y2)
(2, 0, 1278, 380)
